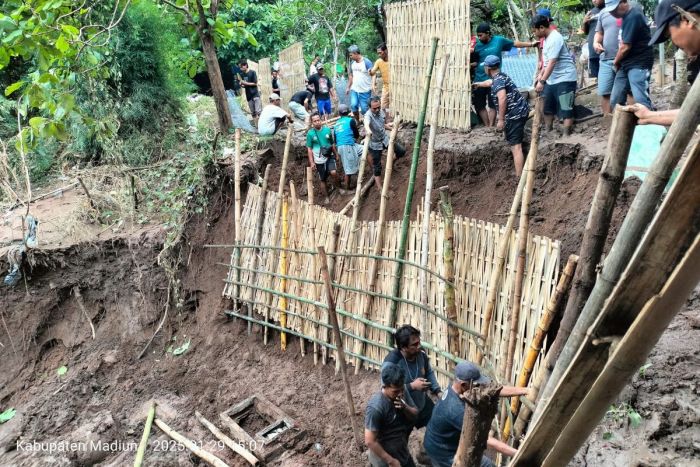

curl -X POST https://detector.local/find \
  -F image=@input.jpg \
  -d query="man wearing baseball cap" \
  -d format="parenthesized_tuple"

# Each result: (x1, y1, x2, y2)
(257, 93, 293, 136)
(630, 0, 700, 125)
(307, 63, 336, 121)
(423, 361, 529, 467)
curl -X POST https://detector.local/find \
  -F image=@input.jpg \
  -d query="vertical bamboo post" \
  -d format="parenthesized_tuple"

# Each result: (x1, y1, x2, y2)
(354, 114, 402, 373)
(318, 245, 362, 450)
(439, 187, 460, 357)
(453, 383, 503, 467)
(306, 166, 314, 205)
(279, 194, 289, 351)
(502, 254, 578, 440)
(323, 223, 342, 365)
(537, 77, 700, 421)
(289, 181, 305, 357)
(248, 165, 271, 334)
(477, 162, 528, 365)
(537, 108, 636, 400)
(389, 37, 439, 333)
(233, 129, 242, 311)
(133, 402, 156, 467)
(264, 128, 293, 345)
(419, 53, 450, 334)
(307, 167, 320, 365)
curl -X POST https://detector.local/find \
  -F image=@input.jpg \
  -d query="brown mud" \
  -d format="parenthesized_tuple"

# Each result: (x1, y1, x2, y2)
(0, 117, 697, 466)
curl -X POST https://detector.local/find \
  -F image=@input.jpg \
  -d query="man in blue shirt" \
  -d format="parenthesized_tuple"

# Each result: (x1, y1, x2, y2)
(333, 104, 363, 191)
(471, 23, 538, 127)
(424, 361, 529, 467)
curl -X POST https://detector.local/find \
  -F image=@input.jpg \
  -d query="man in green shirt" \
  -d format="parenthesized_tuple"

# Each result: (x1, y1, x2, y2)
(471, 23, 538, 126)
(306, 113, 343, 205)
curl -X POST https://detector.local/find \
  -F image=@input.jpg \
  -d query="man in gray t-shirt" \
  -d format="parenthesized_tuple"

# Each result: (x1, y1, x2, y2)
(365, 363, 418, 467)
(594, 8, 623, 113)
(364, 96, 406, 192)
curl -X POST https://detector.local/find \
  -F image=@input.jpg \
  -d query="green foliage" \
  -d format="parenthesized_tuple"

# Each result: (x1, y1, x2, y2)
(606, 403, 644, 431)
(0, 408, 16, 424)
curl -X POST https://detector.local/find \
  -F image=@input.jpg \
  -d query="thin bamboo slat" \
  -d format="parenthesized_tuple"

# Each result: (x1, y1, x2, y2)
(385, 0, 471, 130)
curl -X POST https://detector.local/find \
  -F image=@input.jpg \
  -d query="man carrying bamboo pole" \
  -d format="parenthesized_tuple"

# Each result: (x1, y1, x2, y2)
(480, 55, 531, 177)
(365, 97, 406, 191)
(629, 0, 700, 125)
(365, 363, 419, 467)
(423, 362, 529, 467)
(382, 325, 442, 431)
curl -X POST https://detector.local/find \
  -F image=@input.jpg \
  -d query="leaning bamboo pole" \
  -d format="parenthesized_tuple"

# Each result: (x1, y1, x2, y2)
(389, 37, 439, 333)
(154, 418, 229, 467)
(133, 402, 156, 467)
(477, 160, 528, 365)
(194, 411, 259, 465)
(540, 234, 700, 466)
(536, 77, 700, 420)
(248, 165, 270, 334)
(354, 114, 402, 373)
(514, 138, 700, 466)
(537, 108, 636, 399)
(504, 97, 544, 381)
(439, 187, 460, 357)
(279, 194, 289, 351)
(264, 128, 293, 345)
(318, 245, 363, 450)
(419, 53, 450, 334)
(502, 254, 578, 440)
(323, 224, 341, 365)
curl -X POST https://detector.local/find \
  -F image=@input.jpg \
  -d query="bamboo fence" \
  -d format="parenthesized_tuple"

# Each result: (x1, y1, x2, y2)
(222, 185, 560, 387)
(258, 58, 272, 105)
(385, 0, 472, 130)
(278, 42, 306, 105)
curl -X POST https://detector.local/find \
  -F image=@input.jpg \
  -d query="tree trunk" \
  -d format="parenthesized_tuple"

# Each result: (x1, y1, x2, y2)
(672, 49, 689, 107)
(198, 28, 233, 132)
(453, 383, 503, 467)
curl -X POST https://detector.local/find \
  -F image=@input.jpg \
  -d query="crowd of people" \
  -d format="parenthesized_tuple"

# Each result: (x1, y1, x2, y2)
(365, 325, 529, 467)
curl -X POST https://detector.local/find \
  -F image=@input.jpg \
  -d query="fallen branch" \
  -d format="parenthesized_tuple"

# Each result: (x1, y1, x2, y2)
(77, 177, 99, 213)
(73, 286, 96, 340)
(134, 402, 156, 467)
(195, 411, 259, 465)
(154, 418, 229, 467)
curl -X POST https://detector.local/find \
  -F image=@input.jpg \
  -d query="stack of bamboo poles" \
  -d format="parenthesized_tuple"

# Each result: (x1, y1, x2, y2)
(385, 0, 472, 130)
(257, 58, 272, 105)
(278, 42, 306, 105)
(222, 183, 560, 387)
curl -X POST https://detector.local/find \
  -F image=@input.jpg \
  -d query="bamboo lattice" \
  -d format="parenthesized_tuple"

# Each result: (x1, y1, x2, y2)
(223, 185, 560, 387)
(258, 58, 272, 105)
(278, 42, 306, 105)
(385, 0, 472, 130)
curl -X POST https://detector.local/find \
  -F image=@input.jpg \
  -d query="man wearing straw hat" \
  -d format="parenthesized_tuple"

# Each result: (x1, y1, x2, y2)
(365, 363, 419, 467)
(423, 361, 529, 467)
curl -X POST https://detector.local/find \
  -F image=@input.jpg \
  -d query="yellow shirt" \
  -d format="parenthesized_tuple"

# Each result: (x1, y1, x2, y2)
(372, 58, 390, 89)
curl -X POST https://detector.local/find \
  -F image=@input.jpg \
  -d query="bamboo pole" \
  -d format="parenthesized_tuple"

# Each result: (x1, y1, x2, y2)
(389, 37, 439, 332)
(439, 187, 459, 357)
(512, 357, 546, 443)
(338, 178, 373, 216)
(289, 181, 305, 357)
(540, 234, 700, 466)
(419, 53, 450, 334)
(195, 411, 259, 465)
(477, 166, 528, 365)
(233, 130, 242, 311)
(514, 139, 700, 465)
(453, 383, 503, 467)
(133, 402, 156, 467)
(306, 167, 321, 365)
(504, 97, 544, 381)
(355, 114, 402, 373)
(154, 418, 229, 467)
(264, 127, 294, 345)
(536, 78, 700, 421)
(537, 108, 636, 401)
(280, 194, 289, 351)
(502, 254, 578, 440)
(318, 245, 362, 450)
(248, 165, 271, 334)
(323, 223, 342, 365)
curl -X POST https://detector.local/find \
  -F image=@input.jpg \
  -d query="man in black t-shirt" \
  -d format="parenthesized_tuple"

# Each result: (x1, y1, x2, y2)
(582, 0, 605, 77)
(271, 69, 280, 95)
(605, 0, 654, 110)
(289, 89, 313, 127)
(238, 60, 262, 118)
(307, 64, 336, 120)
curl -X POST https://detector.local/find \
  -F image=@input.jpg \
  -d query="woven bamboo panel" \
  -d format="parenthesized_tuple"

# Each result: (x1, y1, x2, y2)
(278, 42, 306, 105)
(385, 0, 472, 130)
(225, 185, 560, 387)
(258, 58, 272, 105)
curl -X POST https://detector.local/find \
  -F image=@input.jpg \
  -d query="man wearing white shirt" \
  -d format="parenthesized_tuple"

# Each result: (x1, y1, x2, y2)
(346, 45, 374, 122)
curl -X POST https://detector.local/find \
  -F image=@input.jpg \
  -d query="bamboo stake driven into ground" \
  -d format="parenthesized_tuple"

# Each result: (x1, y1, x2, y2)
(419, 53, 450, 334)
(439, 187, 460, 357)
(233, 130, 242, 312)
(355, 114, 402, 373)
(280, 194, 289, 351)
(306, 167, 321, 365)
(248, 165, 271, 334)
(389, 37, 439, 335)
(318, 245, 363, 450)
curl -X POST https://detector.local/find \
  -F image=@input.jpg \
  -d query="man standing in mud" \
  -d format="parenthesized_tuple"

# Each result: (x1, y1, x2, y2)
(365, 363, 419, 467)
(364, 97, 406, 192)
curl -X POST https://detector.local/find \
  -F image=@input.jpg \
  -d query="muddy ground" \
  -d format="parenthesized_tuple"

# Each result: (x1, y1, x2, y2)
(0, 106, 698, 466)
